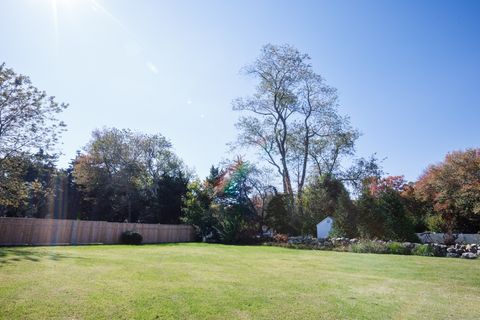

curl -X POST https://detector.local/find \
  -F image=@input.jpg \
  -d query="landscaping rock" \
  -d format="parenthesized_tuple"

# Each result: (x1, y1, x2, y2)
(402, 242, 415, 250)
(277, 236, 479, 260)
(446, 253, 460, 258)
(461, 252, 478, 259)
(432, 244, 447, 257)
(467, 244, 478, 253)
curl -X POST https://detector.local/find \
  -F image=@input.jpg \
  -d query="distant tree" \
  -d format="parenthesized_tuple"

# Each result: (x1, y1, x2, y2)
(21, 151, 57, 217)
(248, 168, 277, 228)
(366, 175, 406, 196)
(415, 149, 480, 233)
(0, 63, 67, 163)
(0, 156, 28, 215)
(357, 176, 417, 241)
(73, 129, 139, 221)
(232, 44, 380, 215)
(181, 179, 217, 241)
(399, 182, 429, 232)
(265, 194, 291, 234)
(53, 163, 82, 220)
(181, 159, 263, 243)
(301, 176, 357, 237)
(141, 171, 189, 224)
(212, 158, 259, 243)
(73, 128, 189, 222)
(0, 151, 57, 217)
(0, 63, 67, 212)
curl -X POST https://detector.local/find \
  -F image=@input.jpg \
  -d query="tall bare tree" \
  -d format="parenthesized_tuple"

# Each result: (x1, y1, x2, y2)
(233, 44, 363, 207)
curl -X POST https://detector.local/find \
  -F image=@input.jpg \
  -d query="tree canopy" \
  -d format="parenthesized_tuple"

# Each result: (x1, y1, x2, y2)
(415, 149, 480, 233)
(73, 128, 189, 223)
(0, 63, 67, 163)
(233, 44, 380, 210)
(0, 63, 67, 214)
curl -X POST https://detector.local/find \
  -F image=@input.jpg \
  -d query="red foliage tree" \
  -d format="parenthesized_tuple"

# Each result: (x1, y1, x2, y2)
(365, 175, 407, 197)
(415, 149, 480, 233)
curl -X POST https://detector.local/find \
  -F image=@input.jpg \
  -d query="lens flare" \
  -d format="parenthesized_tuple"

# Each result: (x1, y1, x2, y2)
(215, 159, 250, 197)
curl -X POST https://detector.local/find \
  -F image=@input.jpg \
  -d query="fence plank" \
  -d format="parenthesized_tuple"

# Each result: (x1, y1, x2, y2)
(0, 217, 195, 246)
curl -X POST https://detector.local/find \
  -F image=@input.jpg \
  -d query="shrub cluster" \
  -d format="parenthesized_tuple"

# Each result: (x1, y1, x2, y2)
(120, 230, 143, 245)
(350, 241, 388, 254)
(412, 244, 434, 256)
(265, 237, 479, 259)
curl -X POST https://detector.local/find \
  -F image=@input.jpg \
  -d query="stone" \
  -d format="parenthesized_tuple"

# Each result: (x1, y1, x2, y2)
(402, 242, 414, 249)
(429, 243, 447, 257)
(461, 252, 478, 259)
(446, 253, 460, 258)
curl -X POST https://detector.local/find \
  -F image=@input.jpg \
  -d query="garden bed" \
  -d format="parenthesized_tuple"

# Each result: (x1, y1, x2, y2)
(264, 236, 479, 259)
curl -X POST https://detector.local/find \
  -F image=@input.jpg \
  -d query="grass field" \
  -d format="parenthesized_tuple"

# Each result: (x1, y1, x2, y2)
(1, 243, 479, 320)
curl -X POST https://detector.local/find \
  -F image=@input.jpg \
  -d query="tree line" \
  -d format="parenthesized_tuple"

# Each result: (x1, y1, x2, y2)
(1, 45, 479, 243)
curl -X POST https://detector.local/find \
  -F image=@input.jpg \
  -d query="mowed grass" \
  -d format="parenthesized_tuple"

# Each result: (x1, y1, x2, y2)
(1, 244, 479, 320)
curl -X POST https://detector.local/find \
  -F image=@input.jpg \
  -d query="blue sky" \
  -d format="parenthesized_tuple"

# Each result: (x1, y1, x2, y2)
(1, 0, 479, 181)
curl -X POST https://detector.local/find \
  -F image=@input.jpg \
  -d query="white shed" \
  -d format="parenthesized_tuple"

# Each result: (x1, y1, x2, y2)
(316, 216, 334, 239)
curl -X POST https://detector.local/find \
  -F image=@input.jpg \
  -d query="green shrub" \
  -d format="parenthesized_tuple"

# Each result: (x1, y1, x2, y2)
(350, 240, 387, 254)
(386, 242, 411, 255)
(266, 194, 292, 234)
(120, 230, 143, 245)
(412, 244, 434, 256)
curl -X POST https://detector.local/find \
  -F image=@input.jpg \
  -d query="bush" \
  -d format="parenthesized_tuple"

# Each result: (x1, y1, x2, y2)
(120, 230, 143, 245)
(266, 194, 292, 234)
(350, 240, 387, 254)
(356, 185, 418, 242)
(412, 244, 434, 256)
(386, 242, 411, 255)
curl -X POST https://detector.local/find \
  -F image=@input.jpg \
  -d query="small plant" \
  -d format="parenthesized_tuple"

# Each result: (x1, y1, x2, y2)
(386, 242, 411, 255)
(350, 240, 387, 254)
(412, 244, 434, 256)
(120, 230, 143, 245)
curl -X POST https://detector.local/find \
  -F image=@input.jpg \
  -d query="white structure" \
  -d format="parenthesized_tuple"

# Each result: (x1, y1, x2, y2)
(316, 216, 334, 239)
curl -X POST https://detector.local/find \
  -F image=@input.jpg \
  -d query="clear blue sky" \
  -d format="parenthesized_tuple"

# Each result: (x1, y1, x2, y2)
(1, 0, 479, 181)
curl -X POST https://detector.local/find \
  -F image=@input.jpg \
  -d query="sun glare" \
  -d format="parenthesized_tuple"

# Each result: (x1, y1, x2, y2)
(46, 0, 155, 74)
(48, 0, 123, 49)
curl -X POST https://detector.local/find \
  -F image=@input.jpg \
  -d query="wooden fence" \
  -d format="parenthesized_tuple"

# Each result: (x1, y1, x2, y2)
(0, 217, 195, 246)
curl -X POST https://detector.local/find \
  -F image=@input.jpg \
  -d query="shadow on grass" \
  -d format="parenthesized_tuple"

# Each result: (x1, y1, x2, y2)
(0, 247, 76, 266)
(0, 242, 199, 265)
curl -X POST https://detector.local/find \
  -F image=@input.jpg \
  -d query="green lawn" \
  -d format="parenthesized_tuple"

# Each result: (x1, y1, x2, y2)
(1, 244, 479, 320)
